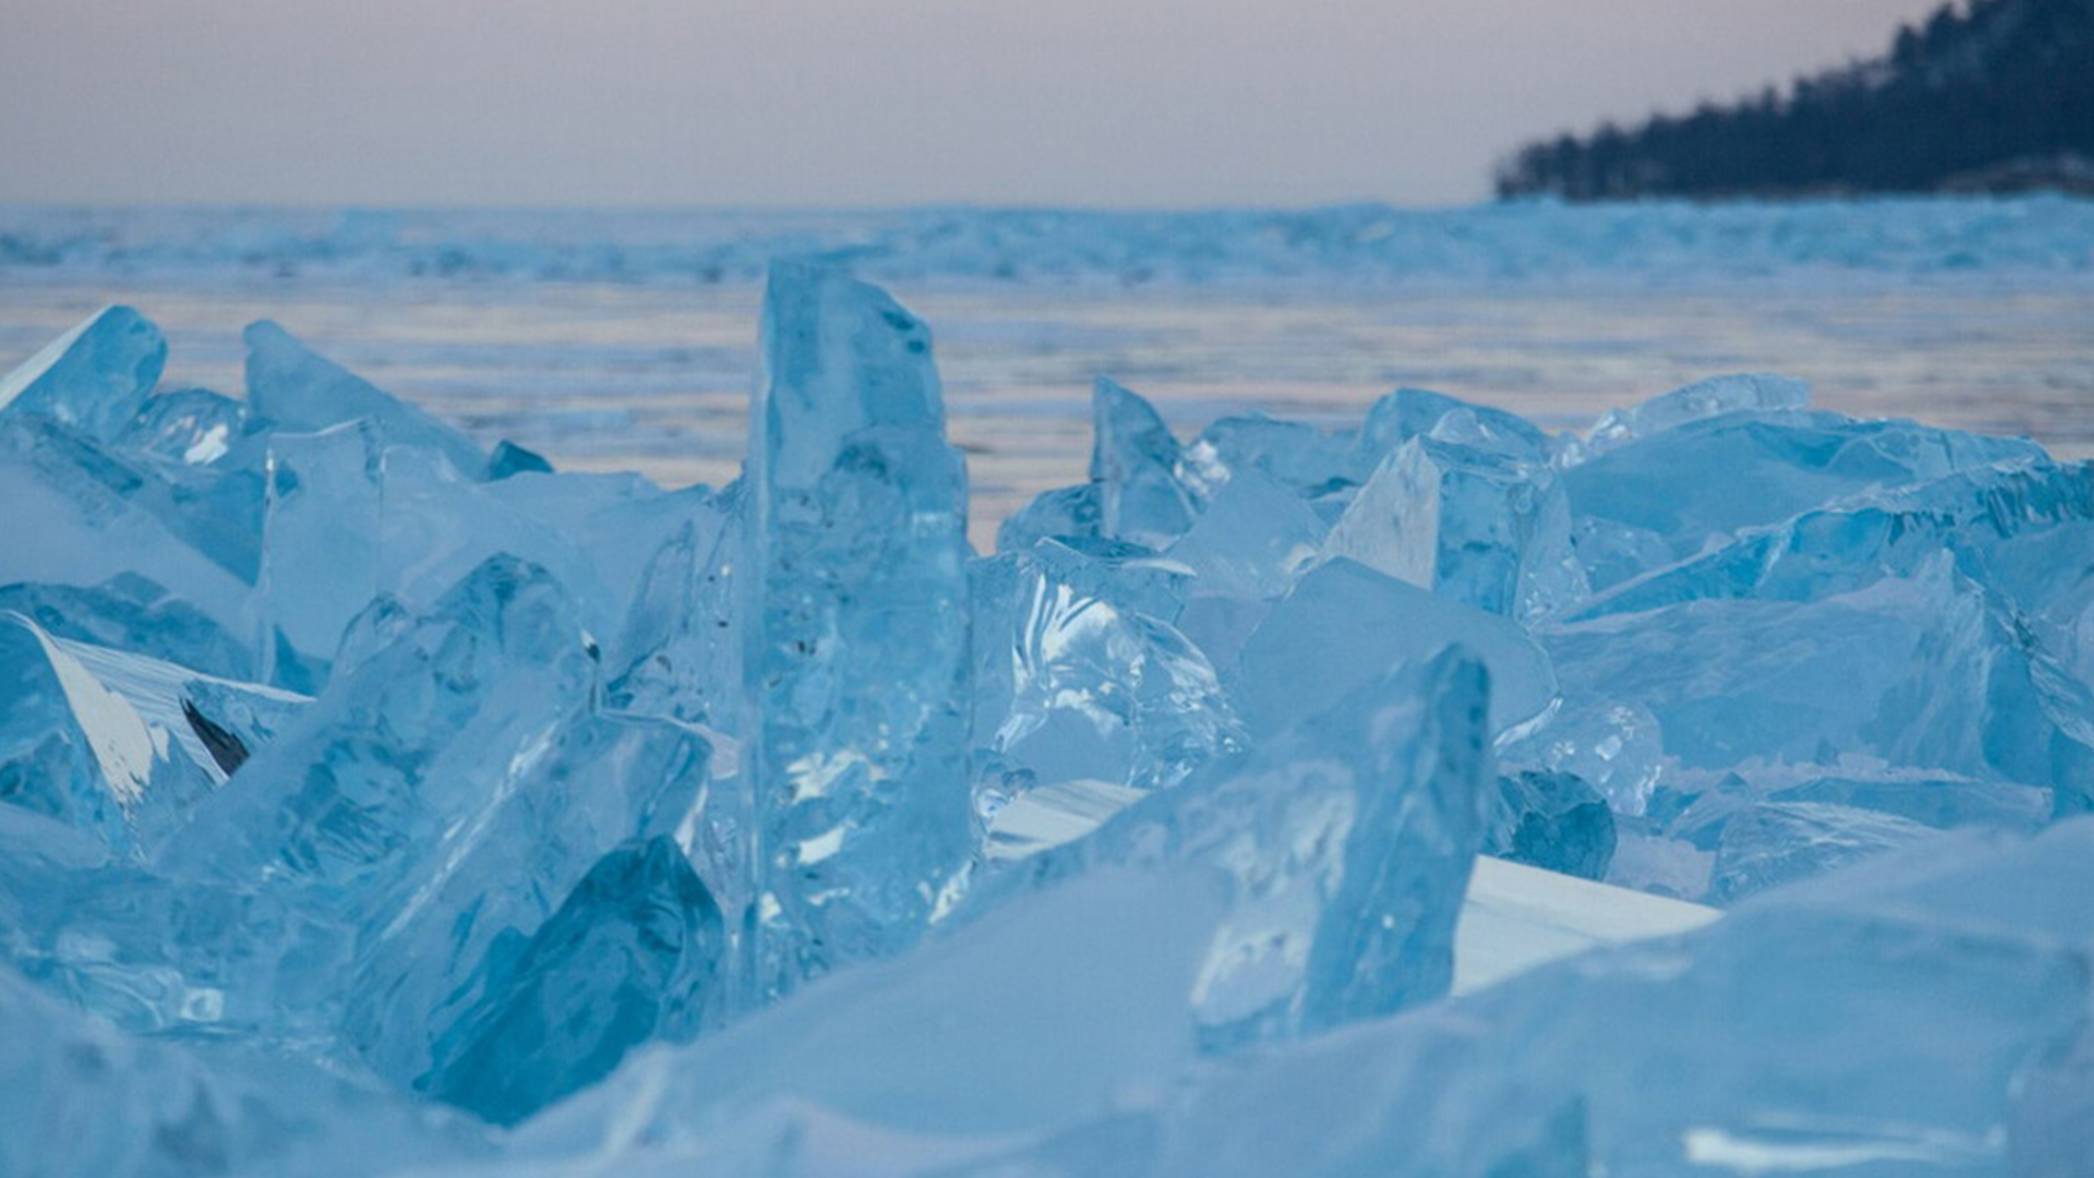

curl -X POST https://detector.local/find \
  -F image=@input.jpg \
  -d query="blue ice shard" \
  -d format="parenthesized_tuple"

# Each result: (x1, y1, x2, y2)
(1232, 557, 1556, 739)
(1093, 378, 1200, 548)
(1183, 412, 1361, 503)
(1324, 435, 1586, 621)
(996, 482, 1101, 552)
(977, 650, 1491, 1048)
(0, 305, 166, 443)
(243, 319, 485, 476)
(0, 416, 255, 637)
(416, 837, 725, 1125)
(1357, 386, 1554, 469)
(166, 555, 596, 914)
(970, 538, 1243, 859)
(1710, 801, 1940, 903)
(1545, 552, 2094, 827)
(116, 387, 244, 469)
(0, 615, 306, 858)
(607, 482, 743, 727)
(1163, 467, 1329, 667)
(743, 262, 972, 991)
(486, 438, 554, 479)
(0, 574, 251, 680)
(1561, 409, 2046, 571)
(1579, 372, 1811, 458)
(1112, 820, 2094, 1178)
(1486, 769, 1616, 880)
(339, 709, 714, 1103)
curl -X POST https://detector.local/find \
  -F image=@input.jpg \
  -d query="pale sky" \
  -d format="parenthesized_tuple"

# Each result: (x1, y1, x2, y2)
(0, 0, 1946, 208)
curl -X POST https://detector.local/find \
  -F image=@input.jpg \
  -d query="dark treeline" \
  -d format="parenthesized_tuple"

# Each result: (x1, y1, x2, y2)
(1496, 0, 2094, 200)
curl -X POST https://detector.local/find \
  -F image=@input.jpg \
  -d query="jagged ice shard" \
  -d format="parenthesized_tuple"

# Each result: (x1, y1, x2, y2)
(3, 264, 2094, 1176)
(743, 261, 973, 993)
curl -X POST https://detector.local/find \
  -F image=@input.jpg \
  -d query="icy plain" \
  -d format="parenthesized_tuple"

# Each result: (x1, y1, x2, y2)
(2, 200, 2094, 1175)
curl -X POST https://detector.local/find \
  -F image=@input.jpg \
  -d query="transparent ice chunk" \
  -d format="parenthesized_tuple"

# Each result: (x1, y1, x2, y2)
(0, 305, 166, 443)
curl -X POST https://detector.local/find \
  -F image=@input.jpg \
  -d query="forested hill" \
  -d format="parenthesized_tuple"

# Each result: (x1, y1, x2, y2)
(1495, 0, 2094, 201)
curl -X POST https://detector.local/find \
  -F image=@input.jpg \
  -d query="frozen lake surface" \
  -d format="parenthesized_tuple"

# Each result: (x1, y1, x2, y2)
(4, 199, 2091, 545)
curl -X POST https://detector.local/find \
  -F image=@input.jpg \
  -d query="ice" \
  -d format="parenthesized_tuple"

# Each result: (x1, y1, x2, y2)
(415, 836, 725, 1125)
(0, 961, 488, 1176)
(0, 417, 255, 642)
(244, 320, 486, 477)
(8, 268, 2094, 1170)
(1092, 378, 1201, 549)
(969, 538, 1243, 855)
(1560, 409, 2046, 574)
(743, 261, 973, 993)
(0, 305, 166, 443)
(1577, 371, 1811, 458)
(1232, 557, 1556, 739)
(1710, 801, 1940, 903)
(116, 387, 245, 468)
(0, 615, 305, 858)
(974, 650, 1491, 1049)
(605, 484, 743, 727)
(1357, 386, 1555, 469)
(1485, 768, 1615, 880)
(1323, 435, 1586, 621)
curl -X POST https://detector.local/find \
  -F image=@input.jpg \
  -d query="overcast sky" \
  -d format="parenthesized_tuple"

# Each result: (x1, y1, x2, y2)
(0, 0, 1946, 208)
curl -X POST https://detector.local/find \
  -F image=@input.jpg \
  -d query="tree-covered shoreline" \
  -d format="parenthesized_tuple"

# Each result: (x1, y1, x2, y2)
(1497, 0, 2094, 201)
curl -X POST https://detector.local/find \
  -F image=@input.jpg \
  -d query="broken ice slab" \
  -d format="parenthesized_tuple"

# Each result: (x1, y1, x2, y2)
(0, 574, 252, 681)
(1092, 377, 1201, 548)
(1710, 800, 1940, 904)
(1091, 823, 2089, 1178)
(0, 805, 352, 1040)
(338, 705, 716, 1094)
(995, 482, 1100, 553)
(0, 305, 166, 443)
(1323, 435, 1587, 622)
(606, 483, 743, 728)
(975, 650, 1491, 1049)
(496, 869, 1228, 1158)
(1497, 699, 1665, 815)
(1560, 409, 2047, 573)
(1163, 465, 1326, 605)
(486, 438, 554, 479)
(969, 538, 1242, 844)
(1232, 556, 1556, 739)
(1568, 457, 2094, 624)
(1577, 372, 1811, 459)
(0, 614, 306, 858)
(1356, 386, 1555, 470)
(416, 836, 725, 1126)
(1485, 768, 1616, 880)
(1182, 411, 1361, 503)
(1545, 552, 2094, 822)
(255, 426, 651, 691)
(0, 958, 488, 1176)
(0, 416, 255, 640)
(115, 386, 245, 469)
(743, 261, 973, 992)
(164, 555, 598, 917)
(244, 319, 486, 477)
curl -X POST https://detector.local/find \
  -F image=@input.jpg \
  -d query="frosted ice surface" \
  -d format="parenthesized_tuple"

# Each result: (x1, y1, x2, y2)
(0, 305, 165, 443)
(1710, 800, 1940, 903)
(744, 261, 972, 993)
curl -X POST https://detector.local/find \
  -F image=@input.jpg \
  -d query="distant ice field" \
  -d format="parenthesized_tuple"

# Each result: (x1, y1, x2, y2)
(4, 199, 2091, 547)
